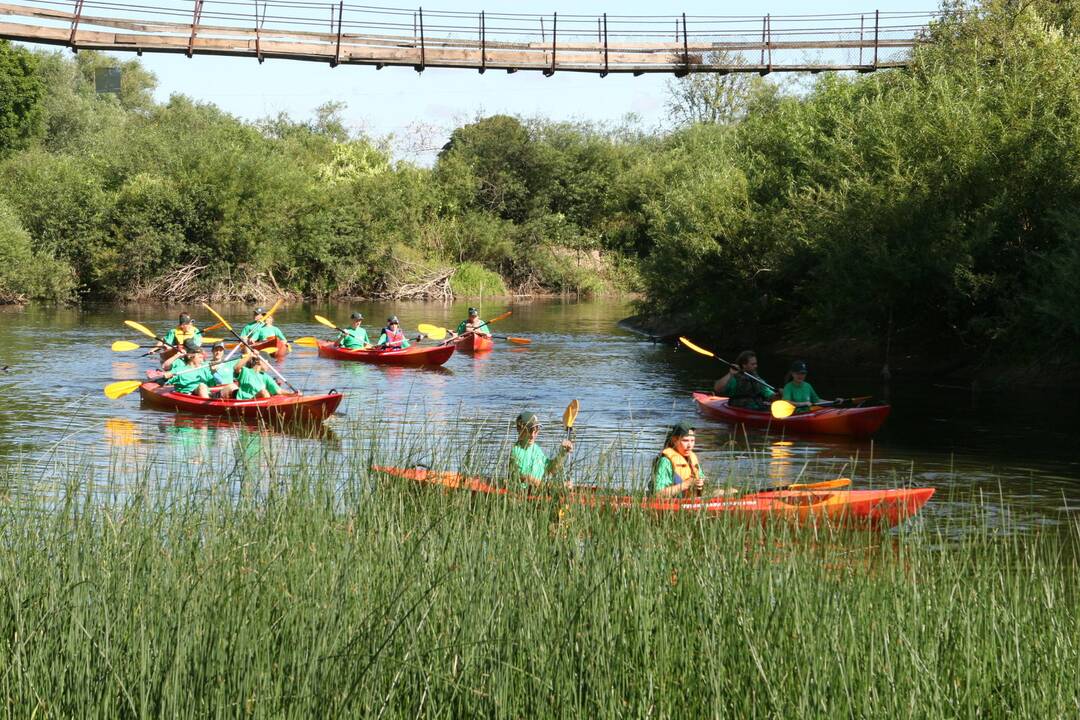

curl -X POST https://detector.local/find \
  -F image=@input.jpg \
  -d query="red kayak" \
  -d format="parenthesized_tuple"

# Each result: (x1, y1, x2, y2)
(316, 340, 455, 367)
(138, 382, 342, 422)
(373, 466, 933, 530)
(449, 332, 494, 354)
(693, 393, 891, 437)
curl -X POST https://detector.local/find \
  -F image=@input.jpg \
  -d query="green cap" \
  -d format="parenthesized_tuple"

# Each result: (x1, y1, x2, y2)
(515, 411, 540, 429)
(669, 420, 695, 437)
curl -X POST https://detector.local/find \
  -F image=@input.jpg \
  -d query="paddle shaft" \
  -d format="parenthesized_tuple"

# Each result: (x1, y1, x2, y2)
(224, 299, 283, 362)
(204, 304, 300, 394)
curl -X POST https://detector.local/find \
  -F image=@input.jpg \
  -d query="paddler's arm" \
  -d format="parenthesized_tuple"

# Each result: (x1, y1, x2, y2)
(543, 441, 574, 490)
(652, 457, 703, 498)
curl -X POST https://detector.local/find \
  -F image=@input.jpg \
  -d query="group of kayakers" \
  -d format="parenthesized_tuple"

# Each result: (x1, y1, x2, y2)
(142, 309, 842, 499)
(715, 349, 842, 412)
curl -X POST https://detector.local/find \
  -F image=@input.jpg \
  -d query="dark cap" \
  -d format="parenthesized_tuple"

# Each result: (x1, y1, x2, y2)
(178, 313, 192, 325)
(211, 341, 226, 351)
(669, 420, 695, 438)
(468, 307, 479, 316)
(350, 312, 363, 320)
(790, 360, 808, 373)
(182, 338, 203, 354)
(515, 411, 540, 429)
(254, 307, 266, 315)
(387, 316, 399, 324)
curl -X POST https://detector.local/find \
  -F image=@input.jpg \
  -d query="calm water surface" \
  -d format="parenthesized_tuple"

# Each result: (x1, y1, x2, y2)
(1, 300, 1077, 533)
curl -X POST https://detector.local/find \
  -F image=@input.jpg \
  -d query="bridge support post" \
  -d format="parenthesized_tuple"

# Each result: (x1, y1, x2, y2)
(543, 13, 556, 76)
(873, 9, 879, 70)
(68, 0, 85, 52)
(479, 11, 486, 74)
(601, 13, 608, 77)
(187, 0, 204, 58)
(253, 0, 265, 63)
(331, 0, 343, 67)
(415, 7, 426, 73)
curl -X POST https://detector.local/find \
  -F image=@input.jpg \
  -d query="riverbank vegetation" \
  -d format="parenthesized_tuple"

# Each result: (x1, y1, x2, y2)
(3, 0, 1080, 366)
(1, 442, 1076, 717)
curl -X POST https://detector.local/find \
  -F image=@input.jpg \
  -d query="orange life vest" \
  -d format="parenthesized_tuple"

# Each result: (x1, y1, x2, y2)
(661, 447, 702, 482)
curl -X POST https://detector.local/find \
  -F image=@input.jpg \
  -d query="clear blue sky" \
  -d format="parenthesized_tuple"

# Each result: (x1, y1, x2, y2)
(97, 0, 935, 159)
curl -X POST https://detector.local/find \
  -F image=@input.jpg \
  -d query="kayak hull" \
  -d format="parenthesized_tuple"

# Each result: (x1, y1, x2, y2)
(452, 333, 494, 354)
(316, 340, 455, 366)
(372, 466, 933, 531)
(138, 382, 342, 422)
(693, 393, 891, 437)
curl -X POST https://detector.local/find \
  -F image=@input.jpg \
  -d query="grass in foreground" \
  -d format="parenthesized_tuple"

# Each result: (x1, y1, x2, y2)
(0, 440, 1078, 719)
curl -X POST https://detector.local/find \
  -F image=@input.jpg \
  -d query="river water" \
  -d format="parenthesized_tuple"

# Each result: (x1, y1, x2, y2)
(1, 300, 1077, 534)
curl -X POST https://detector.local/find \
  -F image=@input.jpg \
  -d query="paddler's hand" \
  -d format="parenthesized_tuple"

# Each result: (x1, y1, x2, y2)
(560, 440, 573, 454)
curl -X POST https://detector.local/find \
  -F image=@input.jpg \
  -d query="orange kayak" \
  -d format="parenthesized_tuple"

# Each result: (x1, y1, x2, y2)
(373, 466, 934, 530)
(693, 393, 891, 437)
(450, 332, 494, 354)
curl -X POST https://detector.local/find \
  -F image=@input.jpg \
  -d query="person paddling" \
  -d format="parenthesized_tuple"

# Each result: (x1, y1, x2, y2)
(713, 350, 778, 410)
(209, 341, 243, 399)
(234, 353, 291, 400)
(157, 313, 202, 360)
(239, 307, 267, 340)
(161, 339, 215, 399)
(508, 411, 573, 490)
(377, 316, 410, 350)
(451, 307, 491, 339)
(251, 315, 288, 344)
(649, 421, 734, 498)
(782, 361, 842, 413)
(336, 312, 371, 349)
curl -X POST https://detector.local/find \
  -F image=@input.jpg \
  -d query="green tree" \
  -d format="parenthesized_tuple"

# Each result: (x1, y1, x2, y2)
(0, 40, 43, 155)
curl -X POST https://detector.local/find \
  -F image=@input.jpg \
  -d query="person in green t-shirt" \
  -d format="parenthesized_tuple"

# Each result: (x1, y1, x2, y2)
(239, 307, 267, 340)
(208, 342, 243, 398)
(508, 411, 573, 490)
(234, 355, 286, 400)
(159, 313, 202, 366)
(252, 315, 288, 343)
(337, 312, 371, 349)
(162, 340, 214, 398)
(451, 307, 491, 338)
(713, 350, 778, 410)
(781, 361, 842, 413)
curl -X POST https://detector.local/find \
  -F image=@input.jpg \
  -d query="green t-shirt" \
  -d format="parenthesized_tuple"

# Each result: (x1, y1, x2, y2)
(377, 332, 410, 349)
(162, 327, 202, 346)
(239, 321, 263, 339)
(252, 325, 287, 343)
(340, 327, 370, 349)
(509, 443, 551, 487)
(167, 356, 188, 373)
(782, 381, 821, 406)
(168, 365, 215, 394)
(652, 456, 677, 494)
(236, 366, 281, 400)
(212, 358, 241, 385)
(456, 319, 490, 335)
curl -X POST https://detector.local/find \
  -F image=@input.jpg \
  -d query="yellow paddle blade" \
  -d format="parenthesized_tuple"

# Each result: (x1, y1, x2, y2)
(771, 400, 797, 419)
(111, 340, 141, 352)
(103, 380, 143, 400)
(293, 337, 319, 347)
(506, 336, 531, 345)
(563, 399, 580, 430)
(314, 315, 339, 330)
(125, 320, 158, 340)
(203, 321, 225, 332)
(201, 303, 233, 333)
(786, 478, 852, 491)
(486, 310, 512, 325)
(201, 337, 223, 344)
(417, 325, 448, 340)
(678, 336, 714, 359)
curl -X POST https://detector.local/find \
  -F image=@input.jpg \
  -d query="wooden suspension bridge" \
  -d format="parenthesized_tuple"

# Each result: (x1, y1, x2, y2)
(0, 0, 939, 75)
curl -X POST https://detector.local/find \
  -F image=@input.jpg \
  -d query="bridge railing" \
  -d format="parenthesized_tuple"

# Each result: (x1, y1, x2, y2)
(0, 0, 941, 73)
